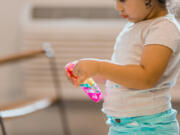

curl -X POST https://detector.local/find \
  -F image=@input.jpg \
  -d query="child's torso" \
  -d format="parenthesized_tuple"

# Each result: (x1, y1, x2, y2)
(102, 13, 180, 117)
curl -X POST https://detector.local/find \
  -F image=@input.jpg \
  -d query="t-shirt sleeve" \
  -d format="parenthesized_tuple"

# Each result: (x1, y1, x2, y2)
(144, 20, 180, 52)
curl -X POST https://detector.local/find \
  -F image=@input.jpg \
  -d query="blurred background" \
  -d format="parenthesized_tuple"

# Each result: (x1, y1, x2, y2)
(0, 0, 179, 135)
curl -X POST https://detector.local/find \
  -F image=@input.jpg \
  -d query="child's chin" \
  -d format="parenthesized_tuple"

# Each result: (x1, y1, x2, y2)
(128, 19, 135, 23)
(128, 18, 140, 23)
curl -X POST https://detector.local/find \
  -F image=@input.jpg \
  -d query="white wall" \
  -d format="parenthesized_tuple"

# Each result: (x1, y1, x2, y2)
(0, 1, 28, 103)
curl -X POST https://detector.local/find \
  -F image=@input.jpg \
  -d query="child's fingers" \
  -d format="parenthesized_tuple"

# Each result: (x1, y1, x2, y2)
(76, 73, 87, 86)
(65, 71, 79, 87)
(65, 71, 75, 85)
(72, 64, 79, 77)
(65, 72, 72, 82)
(65, 60, 82, 87)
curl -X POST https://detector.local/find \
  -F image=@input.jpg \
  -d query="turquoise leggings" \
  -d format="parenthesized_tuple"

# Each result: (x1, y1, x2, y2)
(106, 108, 179, 135)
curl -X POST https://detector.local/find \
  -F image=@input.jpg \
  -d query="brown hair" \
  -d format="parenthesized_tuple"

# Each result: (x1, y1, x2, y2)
(158, 0, 166, 4)
(146, 0, 166, 8)
(158, 0, 166, 8)
(147, 0, 180, 16)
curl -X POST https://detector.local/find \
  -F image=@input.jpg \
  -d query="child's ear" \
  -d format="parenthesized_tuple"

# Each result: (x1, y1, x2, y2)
(145, 0, 152, 7)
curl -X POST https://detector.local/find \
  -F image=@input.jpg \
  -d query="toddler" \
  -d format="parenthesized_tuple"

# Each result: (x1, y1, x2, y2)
(66, 0, 180, 134)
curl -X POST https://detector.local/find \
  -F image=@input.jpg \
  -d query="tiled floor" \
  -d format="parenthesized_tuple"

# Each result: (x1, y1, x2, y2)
(2, 100, 180, 135)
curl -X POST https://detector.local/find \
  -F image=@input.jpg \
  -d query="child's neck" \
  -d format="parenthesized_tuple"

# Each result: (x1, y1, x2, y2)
(144, 6, 168, 21)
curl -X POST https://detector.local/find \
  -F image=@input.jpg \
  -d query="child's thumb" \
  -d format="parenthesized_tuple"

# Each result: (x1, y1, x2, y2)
(78, 74, 87, 85)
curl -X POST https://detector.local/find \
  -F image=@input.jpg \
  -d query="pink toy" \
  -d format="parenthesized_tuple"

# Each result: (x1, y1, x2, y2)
(65, 62, 103, 103)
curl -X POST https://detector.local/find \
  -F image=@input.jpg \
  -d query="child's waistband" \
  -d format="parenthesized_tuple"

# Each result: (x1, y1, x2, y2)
(106, 108, 177, 125)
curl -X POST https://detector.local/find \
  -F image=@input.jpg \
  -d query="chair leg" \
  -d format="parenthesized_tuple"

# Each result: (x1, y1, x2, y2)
(57, 99, 71, 135)
(49, 57, 71, 135)
(0, 116, 7, 135)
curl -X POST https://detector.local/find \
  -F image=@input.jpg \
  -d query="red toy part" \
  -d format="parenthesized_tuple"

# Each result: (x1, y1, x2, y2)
(65, 62, 78, 79)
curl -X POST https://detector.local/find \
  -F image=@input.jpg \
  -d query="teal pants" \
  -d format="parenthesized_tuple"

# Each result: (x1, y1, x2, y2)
(106, 108, 179, 135)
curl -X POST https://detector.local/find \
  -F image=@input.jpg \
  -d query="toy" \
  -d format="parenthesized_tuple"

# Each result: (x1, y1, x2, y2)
(65, 62, 103, 103)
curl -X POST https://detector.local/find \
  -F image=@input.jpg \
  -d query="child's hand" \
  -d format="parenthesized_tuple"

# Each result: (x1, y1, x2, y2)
(93, 75, 107, 84)
(65, 69, 77, 86)
(65, 61, 78, 87)
(73, 59, 100, 87)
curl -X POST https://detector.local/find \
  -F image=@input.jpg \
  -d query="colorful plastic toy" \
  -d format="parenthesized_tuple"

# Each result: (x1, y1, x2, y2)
(65, 62, 103, 103)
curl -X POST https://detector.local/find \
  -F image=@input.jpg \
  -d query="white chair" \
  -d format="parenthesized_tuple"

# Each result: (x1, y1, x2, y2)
(0, 44, 71, 135)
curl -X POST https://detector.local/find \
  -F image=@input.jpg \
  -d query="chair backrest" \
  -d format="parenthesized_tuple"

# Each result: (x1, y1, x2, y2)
(0, 96, 58, 120)
(0, 48, 58, 120)
(0, 49, 70, 135)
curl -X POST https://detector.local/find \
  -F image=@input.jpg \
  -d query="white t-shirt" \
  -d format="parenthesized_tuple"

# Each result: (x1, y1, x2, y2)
(102, 13, 180, 118)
